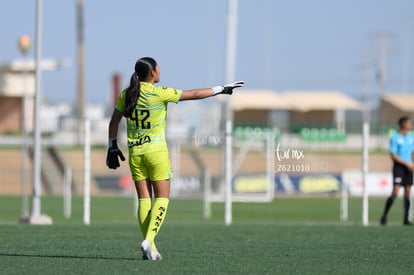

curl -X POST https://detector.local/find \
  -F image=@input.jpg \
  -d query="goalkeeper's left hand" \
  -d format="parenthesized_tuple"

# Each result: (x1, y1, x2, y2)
(106, 138, 125, 169)
(212, 81, 244, 95)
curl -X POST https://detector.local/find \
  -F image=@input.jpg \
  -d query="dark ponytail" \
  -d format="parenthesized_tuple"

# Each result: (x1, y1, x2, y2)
(124, 73, 140, 118)
(123, 57, 157, 118)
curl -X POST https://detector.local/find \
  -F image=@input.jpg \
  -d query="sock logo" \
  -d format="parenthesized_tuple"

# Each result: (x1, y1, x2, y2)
(152, 206, 166, 233)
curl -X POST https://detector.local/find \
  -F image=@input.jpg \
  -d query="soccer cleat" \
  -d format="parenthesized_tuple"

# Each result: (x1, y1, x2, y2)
(403, 221, 413, 226)
(380, 216, 387, 226)
(141, 239, 153, 260)
(141, 240, 163, 260)
(153, 251, 163, 260)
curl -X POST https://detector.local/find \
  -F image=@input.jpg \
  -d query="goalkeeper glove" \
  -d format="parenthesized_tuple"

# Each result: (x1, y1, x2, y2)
(106, 138, 125, 169)
(212, 81, 244, 95)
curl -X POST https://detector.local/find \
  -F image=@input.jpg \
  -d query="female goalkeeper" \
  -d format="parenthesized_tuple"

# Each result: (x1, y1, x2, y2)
(106, 57, 243, 260)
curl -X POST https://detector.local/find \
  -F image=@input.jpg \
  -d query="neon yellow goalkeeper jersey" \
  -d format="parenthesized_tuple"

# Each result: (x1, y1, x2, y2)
(115, 82, 182, 155)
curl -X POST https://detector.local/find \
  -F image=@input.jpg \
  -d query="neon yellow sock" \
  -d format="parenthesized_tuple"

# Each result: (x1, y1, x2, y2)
(145, 197, 169, 251)
(138, 198, 152, 239)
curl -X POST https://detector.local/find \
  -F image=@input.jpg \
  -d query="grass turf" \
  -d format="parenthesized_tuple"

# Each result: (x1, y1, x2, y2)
(1, 196, 413, 274)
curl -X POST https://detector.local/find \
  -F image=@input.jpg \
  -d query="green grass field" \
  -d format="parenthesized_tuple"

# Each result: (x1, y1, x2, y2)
(1, 196, 413, 274)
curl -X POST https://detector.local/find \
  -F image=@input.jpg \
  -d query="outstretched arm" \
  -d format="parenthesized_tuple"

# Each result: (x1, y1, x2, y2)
(180, 88, 214, 101)
(179, 81, 244, 101)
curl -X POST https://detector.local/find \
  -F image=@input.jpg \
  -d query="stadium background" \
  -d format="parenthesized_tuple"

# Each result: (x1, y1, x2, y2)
(0, 0, 413, 225)
(1, 0, 414, 273)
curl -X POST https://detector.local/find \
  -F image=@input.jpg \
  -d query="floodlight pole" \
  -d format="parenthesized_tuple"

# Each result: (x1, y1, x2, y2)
(31, 0, 43, 219)
(224, 0, 238, 226)
(76, 0, 85, 144)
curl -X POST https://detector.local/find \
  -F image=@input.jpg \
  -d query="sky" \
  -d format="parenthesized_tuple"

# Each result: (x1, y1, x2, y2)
(1, 0, 414, 105)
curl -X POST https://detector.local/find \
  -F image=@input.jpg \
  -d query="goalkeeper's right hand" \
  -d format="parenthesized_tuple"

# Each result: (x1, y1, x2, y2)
(106, 138, 125, 169)
(212, 81, 244, 96)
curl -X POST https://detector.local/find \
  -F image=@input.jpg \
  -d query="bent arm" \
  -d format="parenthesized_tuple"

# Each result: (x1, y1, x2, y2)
(108, 109, 123, 139)
(179, 88, 214, 101)
(390, 153, 411, 168)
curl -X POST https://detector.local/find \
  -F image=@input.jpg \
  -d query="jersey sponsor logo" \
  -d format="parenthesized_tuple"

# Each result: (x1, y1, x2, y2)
(128, 135, 151, 147)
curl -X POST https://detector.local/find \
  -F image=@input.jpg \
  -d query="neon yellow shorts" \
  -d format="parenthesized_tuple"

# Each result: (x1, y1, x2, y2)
(128, 150, 173, 181)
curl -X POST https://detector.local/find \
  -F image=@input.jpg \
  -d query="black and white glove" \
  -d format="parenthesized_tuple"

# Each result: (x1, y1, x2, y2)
(212, 81, 244, 95)
(106, 138, 125, 169)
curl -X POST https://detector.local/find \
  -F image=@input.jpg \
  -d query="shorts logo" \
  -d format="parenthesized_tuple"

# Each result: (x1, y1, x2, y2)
(394, 177, 402, 184)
